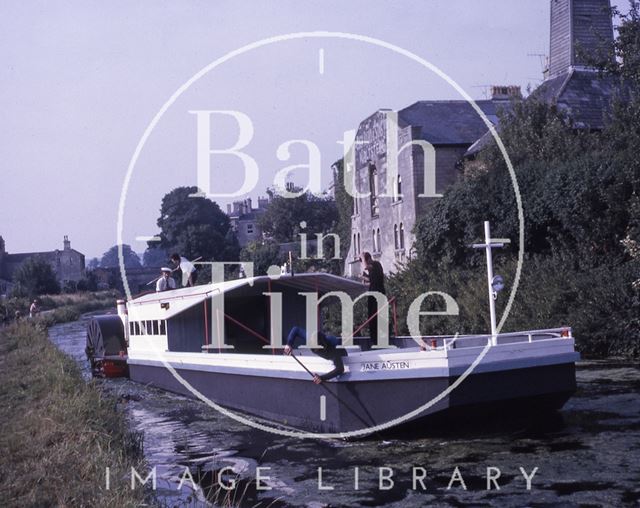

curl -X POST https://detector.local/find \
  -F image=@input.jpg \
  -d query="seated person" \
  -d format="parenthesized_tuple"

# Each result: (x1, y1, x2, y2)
(283, 326, 347, 384)
(156, 267, 176, 292)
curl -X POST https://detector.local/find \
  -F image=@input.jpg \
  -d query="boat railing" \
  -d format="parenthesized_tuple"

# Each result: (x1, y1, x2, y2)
(410, 327, 573, 351)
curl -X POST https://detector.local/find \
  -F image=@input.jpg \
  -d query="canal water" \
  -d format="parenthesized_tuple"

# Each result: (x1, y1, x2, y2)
(50, 319, 640, 507)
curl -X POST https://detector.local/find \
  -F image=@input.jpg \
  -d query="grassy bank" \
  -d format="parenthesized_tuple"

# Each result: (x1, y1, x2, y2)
(1, 291, 117, 327)
(0, 322, 145, 507)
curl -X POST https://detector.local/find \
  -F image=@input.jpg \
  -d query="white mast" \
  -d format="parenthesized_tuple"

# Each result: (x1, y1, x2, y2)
(472, 221, 505, 346)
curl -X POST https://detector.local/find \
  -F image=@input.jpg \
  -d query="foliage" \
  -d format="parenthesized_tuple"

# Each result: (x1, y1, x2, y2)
(100, 244, 142, 269)
(12, 256, 60, 298)
(239, 240, 282, 276)
(86, 257, 100, 270)
(155, 186, 240, 265)
(142, 245, 169, 267)
(259, 187, 338, 243)
(400, 9, 640, 358)
(332, 158, 355, 261)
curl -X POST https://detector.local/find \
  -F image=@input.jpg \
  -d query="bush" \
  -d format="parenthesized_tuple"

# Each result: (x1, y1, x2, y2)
(12, 257, 60, 298)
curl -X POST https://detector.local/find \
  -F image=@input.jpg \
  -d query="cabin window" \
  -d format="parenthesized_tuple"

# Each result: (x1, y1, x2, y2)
(160, 320, 166, 335)
(134, 321, 140, 335)
(146, 320, 153, 334)
(153, 320, 159, 335)
(129, 322, 135, 335)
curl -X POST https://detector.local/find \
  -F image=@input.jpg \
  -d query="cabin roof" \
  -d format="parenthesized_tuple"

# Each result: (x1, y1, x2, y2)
(127, 272, 367, 320)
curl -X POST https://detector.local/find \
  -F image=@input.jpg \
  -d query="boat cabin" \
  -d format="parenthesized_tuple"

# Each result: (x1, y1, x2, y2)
(125, 273, 369, 355)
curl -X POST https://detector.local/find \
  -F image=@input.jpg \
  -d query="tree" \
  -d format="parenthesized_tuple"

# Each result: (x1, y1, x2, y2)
(13, 257, 60, 297)
(239, 240, 282, 276)
(155, 186, 240, 264)
(403, 8, 640, 358)
(143, 246, 168, 268)
(86, 257, 100, 270)
(100, 244, 142, 269)
(259, 188, 339, 243)
(332, 158, 355, 261)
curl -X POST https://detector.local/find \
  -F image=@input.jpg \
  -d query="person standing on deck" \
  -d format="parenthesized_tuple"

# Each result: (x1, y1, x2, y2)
(155, 267, 176, 292)
(361, 252, 385, 343)
(283, 326, 347, 384)
(170, 253, 197, 287)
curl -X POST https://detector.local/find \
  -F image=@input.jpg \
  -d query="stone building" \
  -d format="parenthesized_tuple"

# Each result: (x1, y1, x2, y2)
(227, 196, 270, 247)
(344, 92, 517, 277)
(0, 235, 85, 287)
(345, 0, 620, 278)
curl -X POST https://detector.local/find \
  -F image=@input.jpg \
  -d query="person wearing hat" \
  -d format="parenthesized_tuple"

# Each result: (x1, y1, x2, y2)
(156, 267, 176, 292)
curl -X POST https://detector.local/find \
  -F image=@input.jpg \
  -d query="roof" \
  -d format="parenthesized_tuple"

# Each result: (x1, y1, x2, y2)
(530, 68, 623, 129)
(465, 69, 626, 157)
(397, 100, 510, 145)
(128, 272, 367, 320)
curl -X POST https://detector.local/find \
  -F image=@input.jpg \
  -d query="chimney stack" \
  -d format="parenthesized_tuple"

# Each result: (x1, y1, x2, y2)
(490, 85, 522, 101)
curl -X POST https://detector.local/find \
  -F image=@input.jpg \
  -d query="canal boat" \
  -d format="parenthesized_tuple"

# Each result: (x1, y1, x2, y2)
(86, 223, 579, 436)
(86, 270, 578, 436)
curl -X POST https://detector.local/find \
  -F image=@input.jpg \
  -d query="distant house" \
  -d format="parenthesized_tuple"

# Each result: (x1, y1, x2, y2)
(0, 235, 85, 288)
(227, 196, 270, 247)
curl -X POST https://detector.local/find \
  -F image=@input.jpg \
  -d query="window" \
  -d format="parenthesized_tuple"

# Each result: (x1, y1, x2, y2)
(134, 322, 140, 335)
(376, 228, 381, 253)
(399, 223, 405, 249)
(160, 320, 166, 335)
(153, 320, 159, 335)
(369, 163, 379, 216)
(396, 175, 402, 201)
(146, 320, 153, 334)
(353, 196, 359, 215)
(357, 233, 361, 256)
(353, 233, 358, 259)
(372, 229, 377, 253)
(247, 223, 254, 234)
(394, 225, 399, 250)
(129, 322, 135, 335)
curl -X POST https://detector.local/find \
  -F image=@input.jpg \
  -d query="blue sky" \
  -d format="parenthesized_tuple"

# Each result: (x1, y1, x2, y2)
(0, 1, 630, 258)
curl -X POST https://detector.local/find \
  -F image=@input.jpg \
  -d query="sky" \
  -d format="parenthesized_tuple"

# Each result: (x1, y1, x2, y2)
(0, 0, 631, 259)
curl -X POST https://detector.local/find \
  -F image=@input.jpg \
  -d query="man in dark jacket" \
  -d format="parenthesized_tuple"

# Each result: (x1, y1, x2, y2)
(361, 251, 385, 343)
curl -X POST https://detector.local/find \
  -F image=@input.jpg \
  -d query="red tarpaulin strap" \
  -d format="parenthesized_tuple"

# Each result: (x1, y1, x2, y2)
(203, 299, 209, 347)
(224, 312, 270, 344)
(347, 296, 396, 341)
(267, 279, 275, 354)
(392, 298, 399, 338)
(216, 308, 222, 353)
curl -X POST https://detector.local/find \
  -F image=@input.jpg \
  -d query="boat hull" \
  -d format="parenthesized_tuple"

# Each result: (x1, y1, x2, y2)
(128, 360, 576, 436)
